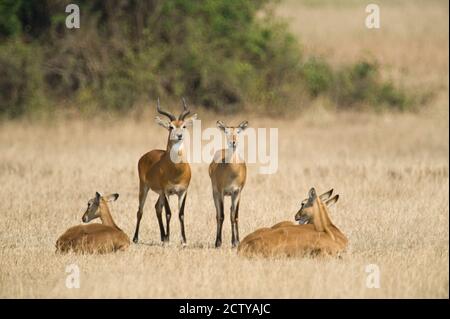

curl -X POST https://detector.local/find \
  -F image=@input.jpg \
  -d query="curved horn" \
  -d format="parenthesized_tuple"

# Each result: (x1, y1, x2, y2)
(179, 97, 191, 120)
(156, 98, 176, 121)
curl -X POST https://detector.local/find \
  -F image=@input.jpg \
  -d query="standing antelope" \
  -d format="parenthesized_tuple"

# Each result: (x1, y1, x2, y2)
(133, 98, 197, 245)
(209, 120, 248, 248)
(56, 192, 130, 254)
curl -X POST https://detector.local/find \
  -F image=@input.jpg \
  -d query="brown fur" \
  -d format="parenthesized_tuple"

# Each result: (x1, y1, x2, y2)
(209, 150, 246, 194)
(139, 143, 191, 194)
(209, 121, 248, 248)
(237, 192, 348, 258)
(56, 198, 130, 254)
(133, 100, 196, 244)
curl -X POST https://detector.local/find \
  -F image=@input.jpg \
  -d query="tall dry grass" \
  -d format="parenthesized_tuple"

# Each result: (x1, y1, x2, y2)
(276, 0, 449, 90)
(0, 0, 448, 298)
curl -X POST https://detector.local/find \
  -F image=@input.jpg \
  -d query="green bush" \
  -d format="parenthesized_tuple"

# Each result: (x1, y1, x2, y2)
(301, 57, 333, 97)
(332, 60, 411, 110)
(0, 40, 45, 118)
(98, 48, 160, 112)
(0, 0, 22, 37)
(0, 0, 422, 118)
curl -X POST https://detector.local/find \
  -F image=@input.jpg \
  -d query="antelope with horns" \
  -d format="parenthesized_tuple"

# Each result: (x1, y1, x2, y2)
(56, 192, 130, 254)
(133, 98, 197, 245)
(237, 188, 348, 258)
(209, 120, 248, 248)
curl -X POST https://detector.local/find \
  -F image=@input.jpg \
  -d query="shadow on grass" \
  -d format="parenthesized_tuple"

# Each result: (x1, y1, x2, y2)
(134, 240, 222, 250)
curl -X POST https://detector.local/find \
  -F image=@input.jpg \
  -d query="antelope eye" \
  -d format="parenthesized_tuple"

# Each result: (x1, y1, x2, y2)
(182, 125, 186, 129)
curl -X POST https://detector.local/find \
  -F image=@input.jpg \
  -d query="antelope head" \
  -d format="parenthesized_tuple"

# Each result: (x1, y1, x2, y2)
(217, 120, 249, 151)
(295, 188, 339, 225)
(82, 192, 119, 223)
(155, 98, 198, 142)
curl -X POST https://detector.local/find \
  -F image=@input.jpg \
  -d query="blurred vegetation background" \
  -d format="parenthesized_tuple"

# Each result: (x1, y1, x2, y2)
(0, 0, 430, 119)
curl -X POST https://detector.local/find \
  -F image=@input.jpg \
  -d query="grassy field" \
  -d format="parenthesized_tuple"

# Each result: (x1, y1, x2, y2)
(276, 0, 449, 89)
(0, 0, 448, 298)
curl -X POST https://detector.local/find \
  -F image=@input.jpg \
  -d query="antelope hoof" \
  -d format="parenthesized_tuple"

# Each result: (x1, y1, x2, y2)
(163, 235, 170, 243)
(232, 240, 240, 248)
(215, 240, 222, 248)
(133, 236, 139, 244)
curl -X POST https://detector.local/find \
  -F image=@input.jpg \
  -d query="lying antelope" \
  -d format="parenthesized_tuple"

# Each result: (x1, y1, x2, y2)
(237, 188, 348, 258)
(56, 192, 130, 254)
(133, 98, 197, 245)
(209, 120, 248, 248)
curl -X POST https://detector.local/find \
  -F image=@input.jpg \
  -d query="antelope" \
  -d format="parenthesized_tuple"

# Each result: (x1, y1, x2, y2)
(56, 192, 130, 254)
(237, 188, 348, 258)
(209, 120, 248, 248)
(132, 98, 197, 245)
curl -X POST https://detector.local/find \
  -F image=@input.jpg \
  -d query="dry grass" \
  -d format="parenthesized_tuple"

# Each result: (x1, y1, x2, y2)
(0, 102, 448, 298)
(0, 0, 448, 298)
(276, 0, 449, 89)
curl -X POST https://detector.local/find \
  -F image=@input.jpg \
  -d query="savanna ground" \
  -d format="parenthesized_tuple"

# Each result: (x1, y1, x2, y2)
(0, 0, 448, 298)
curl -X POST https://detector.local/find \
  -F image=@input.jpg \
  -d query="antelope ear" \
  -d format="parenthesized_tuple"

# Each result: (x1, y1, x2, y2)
(238, 120, 248, 130)
(217, 120, 226, 131)
(104, 193, 119, 202)
(325, 195, 339, 207)
(319, 189, 334, 201)
(308, 187, 317, 199)
(155, 116, 171, 129)
(95, 192, 102, 201)
(184, 114, 198, 127)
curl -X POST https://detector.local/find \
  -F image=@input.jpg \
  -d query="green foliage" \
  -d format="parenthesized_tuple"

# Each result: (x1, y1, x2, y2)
(141, 0, 300, 111)
(0, 0, 420, 118)
(332, 60, 411, 110)
(99, 48, 160, 112)
(0, 40, 46, 118)
(301, 57, 333, 97)
(0, 0, 22, 37)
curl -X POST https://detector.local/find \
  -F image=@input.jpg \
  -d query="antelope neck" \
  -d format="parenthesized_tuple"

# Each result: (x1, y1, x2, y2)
(225, 147, 242, 164)
(312, 199, 336, 241)
(99, 201, 119, 229)
(166, 139, 187, 163)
